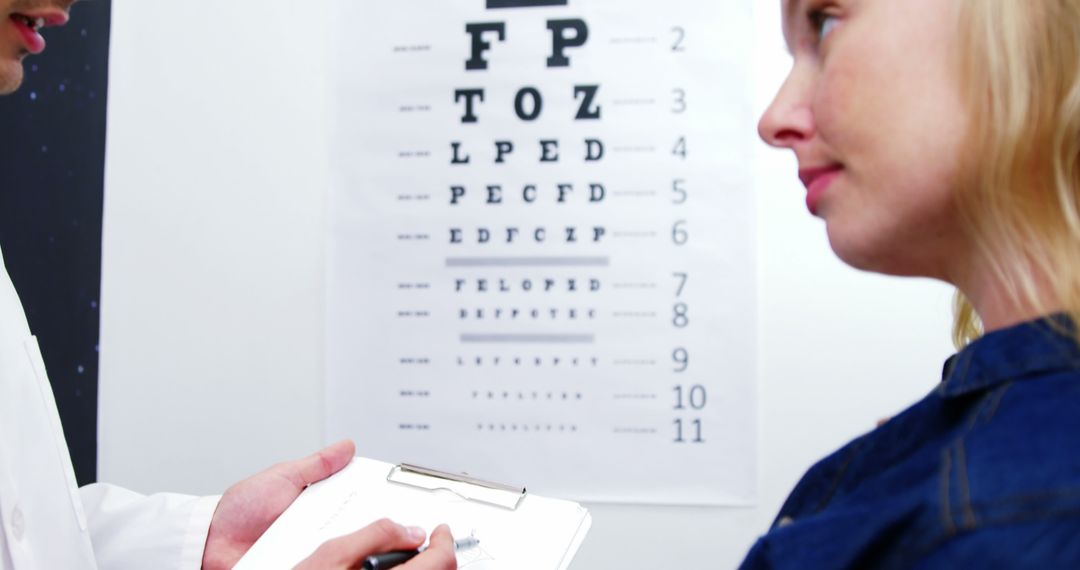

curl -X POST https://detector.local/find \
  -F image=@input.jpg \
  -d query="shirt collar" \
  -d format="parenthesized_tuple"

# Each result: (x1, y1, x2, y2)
(939, 314, 1080, 398)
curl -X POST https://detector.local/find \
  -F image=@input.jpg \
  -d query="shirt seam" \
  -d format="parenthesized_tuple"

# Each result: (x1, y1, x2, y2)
(955, 439, 977, 529)
(812, 437, 867, 514)
(940, 447, 956, 536)
(983, 382, 1012, 423)
(940, 385, 1000, 535)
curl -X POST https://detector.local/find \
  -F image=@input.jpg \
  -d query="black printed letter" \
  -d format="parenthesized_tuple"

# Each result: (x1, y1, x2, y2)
(465, 22, 507, 71)
(455, 89, 485, 123)
(574, 85, 601, 120)
(547, 19, 588, 68)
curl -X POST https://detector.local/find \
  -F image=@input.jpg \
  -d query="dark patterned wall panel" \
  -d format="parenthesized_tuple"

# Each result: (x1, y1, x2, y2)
(0, 0, 111, 486)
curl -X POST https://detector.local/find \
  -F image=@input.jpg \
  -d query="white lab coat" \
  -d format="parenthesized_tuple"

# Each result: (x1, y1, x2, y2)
(0, 247, 219, 569)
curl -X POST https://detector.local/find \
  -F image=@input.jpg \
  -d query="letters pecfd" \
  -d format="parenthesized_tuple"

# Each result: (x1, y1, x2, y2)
(450, 184, 605, 205)
(449, 227, 606, 244)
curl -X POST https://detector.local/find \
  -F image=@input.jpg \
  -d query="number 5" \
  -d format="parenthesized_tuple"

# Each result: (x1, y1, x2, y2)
(673, 179, 687, 204)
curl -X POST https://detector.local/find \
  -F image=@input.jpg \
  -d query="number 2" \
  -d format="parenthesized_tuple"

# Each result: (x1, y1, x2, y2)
(671, 27, 686, 52)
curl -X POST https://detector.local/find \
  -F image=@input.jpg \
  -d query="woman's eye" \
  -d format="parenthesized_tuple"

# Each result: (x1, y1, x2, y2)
(808, 9, 839, 42)
(819, 15, 838, 40)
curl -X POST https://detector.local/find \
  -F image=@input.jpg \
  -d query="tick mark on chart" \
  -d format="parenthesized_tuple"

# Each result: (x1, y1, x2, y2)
(614, 393, 658, 400)
(612, 231, 658, 239)
(610, 36, 658, 44)
(613, 282, 657, 289)
(391, 44, 432, 52)
(613, 311, 658, 318)
(614, 427, 658, 435)
(614, 359, 657, 366)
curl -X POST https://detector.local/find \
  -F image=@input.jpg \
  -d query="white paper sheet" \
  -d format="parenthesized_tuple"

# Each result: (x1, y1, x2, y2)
(327, 0, 756, 505)
(233, 458, 591, 570)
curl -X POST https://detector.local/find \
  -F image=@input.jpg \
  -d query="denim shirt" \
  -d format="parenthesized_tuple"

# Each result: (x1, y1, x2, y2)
(740, 316, 1080, 568)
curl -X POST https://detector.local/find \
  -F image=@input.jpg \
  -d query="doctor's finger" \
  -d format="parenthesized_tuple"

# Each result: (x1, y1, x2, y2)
(308, 519, 426, 566)
(401, 525, 457, 570)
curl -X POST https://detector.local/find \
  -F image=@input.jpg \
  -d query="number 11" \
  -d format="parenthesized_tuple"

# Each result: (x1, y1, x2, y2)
(674, 418, 704, 443)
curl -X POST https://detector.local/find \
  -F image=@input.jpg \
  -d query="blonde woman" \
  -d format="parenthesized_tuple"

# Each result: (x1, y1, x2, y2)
(749, 0, 1080, 566)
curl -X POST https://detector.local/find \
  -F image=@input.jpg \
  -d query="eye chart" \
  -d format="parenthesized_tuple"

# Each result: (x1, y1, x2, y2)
(326, 0, 756, 505)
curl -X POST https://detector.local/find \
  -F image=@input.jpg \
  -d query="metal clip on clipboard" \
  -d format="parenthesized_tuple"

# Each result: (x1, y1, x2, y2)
(386, 463, 527, 511)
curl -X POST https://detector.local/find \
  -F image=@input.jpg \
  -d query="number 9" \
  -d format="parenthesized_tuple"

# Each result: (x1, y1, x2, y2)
(673, 348, 689, 372)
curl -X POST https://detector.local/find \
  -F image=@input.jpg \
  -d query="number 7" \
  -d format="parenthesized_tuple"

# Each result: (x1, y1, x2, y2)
(673, 272, 688, 297)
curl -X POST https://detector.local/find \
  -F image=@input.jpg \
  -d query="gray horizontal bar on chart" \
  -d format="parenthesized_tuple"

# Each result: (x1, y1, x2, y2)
(445, 256, 610, 268)
(460, 334, 596, 344)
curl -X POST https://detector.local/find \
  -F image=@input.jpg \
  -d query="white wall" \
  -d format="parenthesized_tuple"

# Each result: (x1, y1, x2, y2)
(99, 1, 956, 568)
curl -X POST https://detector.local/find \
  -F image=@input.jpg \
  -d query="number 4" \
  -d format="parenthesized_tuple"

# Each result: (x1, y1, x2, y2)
(673, 136, 687, 159)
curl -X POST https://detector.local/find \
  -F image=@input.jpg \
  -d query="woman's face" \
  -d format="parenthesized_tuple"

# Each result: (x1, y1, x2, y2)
(759, 0, 971, 280)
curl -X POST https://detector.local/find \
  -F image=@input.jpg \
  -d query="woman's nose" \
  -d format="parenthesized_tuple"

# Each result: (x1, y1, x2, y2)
(758, 70, 815, 149)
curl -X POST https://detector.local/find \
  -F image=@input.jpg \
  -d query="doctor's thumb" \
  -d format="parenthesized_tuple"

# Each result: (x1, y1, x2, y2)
(285, 439, 356, 489)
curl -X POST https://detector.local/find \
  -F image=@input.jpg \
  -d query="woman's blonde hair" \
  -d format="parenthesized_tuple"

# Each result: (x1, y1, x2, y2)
(953, 0, 1080, 348)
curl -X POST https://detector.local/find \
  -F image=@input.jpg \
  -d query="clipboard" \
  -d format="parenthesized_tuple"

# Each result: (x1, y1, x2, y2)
(234, 457, 591, 570)
(387, 463, 527, 510)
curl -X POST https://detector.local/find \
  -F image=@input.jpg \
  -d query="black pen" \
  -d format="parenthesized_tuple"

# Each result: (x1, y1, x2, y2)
(362, 536, 480, 570)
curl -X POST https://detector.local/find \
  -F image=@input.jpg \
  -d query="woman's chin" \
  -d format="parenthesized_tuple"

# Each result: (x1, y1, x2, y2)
(825, 224, 905, 276)
(827, 236, 936, 279)
(829, 241, 879, 273)
(0, 61, 24, 95)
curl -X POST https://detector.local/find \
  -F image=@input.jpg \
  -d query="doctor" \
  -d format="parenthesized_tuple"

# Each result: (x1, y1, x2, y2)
(0, 1, 456, 568)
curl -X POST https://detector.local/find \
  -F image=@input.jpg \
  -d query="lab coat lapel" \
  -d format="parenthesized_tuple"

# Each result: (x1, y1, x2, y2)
(0, 248, 97, 568)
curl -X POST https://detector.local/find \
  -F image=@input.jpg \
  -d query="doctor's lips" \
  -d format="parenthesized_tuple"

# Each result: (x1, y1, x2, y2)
(9, 10, 69, 55)
(799, 164, 843, 215)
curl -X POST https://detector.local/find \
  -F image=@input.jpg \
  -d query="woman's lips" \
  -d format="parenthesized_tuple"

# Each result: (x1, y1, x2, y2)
(9, 11, 70, 56)
(799, 165, 843, 216)
(10, 15, 45, 54)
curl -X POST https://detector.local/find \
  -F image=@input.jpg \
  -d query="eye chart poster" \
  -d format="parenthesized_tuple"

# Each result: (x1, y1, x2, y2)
(326, 0, 756, 505)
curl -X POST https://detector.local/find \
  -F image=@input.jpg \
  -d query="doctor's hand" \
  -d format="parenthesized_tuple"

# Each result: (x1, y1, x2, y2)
(200, 439, 356, 570)
(295, 521, 457, 570)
